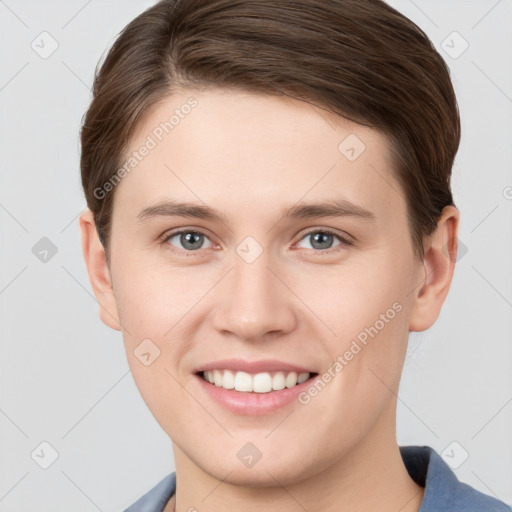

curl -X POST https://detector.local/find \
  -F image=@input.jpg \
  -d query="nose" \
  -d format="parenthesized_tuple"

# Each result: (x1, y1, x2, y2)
(211, 245, 297, 342)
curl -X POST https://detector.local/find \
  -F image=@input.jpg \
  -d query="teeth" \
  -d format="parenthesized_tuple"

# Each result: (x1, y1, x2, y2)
(285, 372, 297, 388)
(297, 372, 309, 384)
(222, 370, 235, 389)
(213, 369, 223, 387)
(202, 370, 311, 393)
(253, 372, 272, 393)
(234, 371, 253, 392)
(272, 372, 286, 391)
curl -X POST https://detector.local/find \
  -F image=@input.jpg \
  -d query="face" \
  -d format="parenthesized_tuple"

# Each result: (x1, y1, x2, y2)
(91, 88, 431, 485)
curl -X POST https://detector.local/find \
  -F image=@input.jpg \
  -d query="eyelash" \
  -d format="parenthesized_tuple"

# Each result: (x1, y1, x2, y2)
(159, 228, 353, 256)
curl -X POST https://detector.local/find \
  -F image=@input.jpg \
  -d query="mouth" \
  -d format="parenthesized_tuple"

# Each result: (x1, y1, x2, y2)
(192, 359, 320, 414)
(197, 369, 319, 393)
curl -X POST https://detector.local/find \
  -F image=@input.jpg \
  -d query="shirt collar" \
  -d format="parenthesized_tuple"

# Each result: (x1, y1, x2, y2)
(400, 445, 509, 511)
(125, 445, 509, 511)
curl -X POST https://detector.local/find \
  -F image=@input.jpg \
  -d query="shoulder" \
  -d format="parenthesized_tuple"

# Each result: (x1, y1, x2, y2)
(123, 472, 176, 512)
(400, 445, 511, 512)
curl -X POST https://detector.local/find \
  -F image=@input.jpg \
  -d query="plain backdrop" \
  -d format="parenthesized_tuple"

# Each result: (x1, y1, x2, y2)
(0, 0, 511, 510)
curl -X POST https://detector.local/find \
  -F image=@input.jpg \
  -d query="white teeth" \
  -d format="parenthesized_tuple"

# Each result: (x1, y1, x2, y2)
(213, 369, 223, 387)
(253, 373, 273, 393)
(285, 372, 297, 388)
(222, 370, 235, 389)
(297, 372, 309, 384)
(272, 372, 286, 391)
(234, 371, 253, 392)
(202, 370, 311, 392)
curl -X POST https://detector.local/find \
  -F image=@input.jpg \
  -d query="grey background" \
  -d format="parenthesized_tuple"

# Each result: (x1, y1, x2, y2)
(0, 0, 511, 510)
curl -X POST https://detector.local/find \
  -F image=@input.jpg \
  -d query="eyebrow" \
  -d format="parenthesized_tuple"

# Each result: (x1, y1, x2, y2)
(136, 198, 376, 226)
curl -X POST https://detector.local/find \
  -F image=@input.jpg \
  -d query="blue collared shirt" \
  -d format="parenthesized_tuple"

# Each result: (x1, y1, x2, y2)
(124, 445, 511, 511)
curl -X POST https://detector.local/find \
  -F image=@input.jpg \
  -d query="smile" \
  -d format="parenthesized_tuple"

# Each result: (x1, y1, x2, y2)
(200, 370, 313, 393)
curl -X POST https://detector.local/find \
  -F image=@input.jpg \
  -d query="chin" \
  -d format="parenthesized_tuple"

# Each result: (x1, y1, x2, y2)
(185, 439, 326, 489)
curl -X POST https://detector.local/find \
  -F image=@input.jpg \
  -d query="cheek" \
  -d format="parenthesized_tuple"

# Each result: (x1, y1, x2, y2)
(112, 239, 414, 357)
(109, 255, 195, 401)
(112, 252, 207, 337)
(293, 252, 411, 342)
(113, 258, 196, 430)
(299, 251, 413, 400)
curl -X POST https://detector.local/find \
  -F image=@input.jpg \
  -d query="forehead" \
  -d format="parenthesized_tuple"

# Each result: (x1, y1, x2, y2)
(113, 87, 404, 226)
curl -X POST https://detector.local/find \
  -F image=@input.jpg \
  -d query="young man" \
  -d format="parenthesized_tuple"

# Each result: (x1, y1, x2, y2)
(79, 1, 510, 510)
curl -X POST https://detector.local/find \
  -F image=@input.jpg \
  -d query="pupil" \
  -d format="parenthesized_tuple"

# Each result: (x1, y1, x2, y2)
(182, 232, 202, 250)
(312, 232, 332, 250)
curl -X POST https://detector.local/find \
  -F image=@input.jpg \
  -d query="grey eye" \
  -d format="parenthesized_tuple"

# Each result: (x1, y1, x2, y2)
(297, 231, 342, 251)
(166, 231, 213, 251)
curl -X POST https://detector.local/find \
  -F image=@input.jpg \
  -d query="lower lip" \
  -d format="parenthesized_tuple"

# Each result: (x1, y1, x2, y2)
(194, 373, 316, 415)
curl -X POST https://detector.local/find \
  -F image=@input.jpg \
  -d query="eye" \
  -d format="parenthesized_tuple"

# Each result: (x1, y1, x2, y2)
(163, 229, 214, 252)
(160, 227, 352, 256)
(295, 229, 352, 252)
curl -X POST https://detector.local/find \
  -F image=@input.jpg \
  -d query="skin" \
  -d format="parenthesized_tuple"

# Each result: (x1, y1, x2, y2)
(80, 87, 459, 512)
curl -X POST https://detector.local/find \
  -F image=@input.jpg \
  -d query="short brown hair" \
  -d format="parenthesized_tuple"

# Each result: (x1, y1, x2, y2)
(80, 0, 460, 261)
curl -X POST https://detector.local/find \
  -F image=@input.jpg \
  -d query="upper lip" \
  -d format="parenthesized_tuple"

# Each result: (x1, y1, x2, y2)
(194, 359, 315, 375)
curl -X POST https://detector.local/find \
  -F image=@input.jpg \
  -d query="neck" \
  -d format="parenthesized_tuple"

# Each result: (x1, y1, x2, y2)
(168, 406, 424, 512)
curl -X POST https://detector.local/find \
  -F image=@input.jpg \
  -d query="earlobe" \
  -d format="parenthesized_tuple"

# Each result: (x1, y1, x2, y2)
(79, 209, 122, 331)
(409, 205, 460, 332)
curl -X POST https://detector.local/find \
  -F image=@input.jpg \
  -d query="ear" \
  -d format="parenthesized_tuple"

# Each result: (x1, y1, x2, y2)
(409, 205, 460, 332)
(79, 209, 122, 331)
